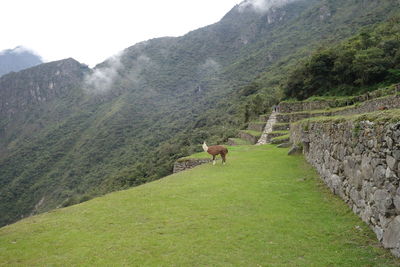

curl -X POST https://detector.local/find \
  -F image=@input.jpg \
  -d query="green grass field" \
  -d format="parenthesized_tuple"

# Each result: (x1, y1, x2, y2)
(0, 145, 399, 266)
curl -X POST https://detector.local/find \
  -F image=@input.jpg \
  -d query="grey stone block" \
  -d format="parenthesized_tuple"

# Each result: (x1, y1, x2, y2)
(383, 216, 400, 249)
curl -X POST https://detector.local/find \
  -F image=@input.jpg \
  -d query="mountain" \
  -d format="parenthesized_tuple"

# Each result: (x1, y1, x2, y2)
(0, 46, 43, 77)
(1, 0, 400, 227)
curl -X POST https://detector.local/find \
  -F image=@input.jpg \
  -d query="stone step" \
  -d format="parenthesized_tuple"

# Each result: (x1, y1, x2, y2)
(275, 110, 331, 123)
(278, 100, 336, 113)
(247, 121, 267, 132)
(271, 134, 290, 144)
(259, 113, 271, 122)
(272, 123, 290, 131)
(239, 130, 262, 145)
(266, 131, 289, 143)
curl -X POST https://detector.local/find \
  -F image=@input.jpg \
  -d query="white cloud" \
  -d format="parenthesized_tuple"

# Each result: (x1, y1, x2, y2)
(0, 46, 40, 56)
(84, 54, 122, 94)
(0, 0, 243, 67)
(84, 51, 158, 94)
(238, 0, 298, 13)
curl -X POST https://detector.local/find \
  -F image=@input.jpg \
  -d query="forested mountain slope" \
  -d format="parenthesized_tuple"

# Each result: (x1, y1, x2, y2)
(1, 0, 399, 226)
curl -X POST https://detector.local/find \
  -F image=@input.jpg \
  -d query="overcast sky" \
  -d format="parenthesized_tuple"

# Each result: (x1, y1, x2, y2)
(0, 0, 242, 67)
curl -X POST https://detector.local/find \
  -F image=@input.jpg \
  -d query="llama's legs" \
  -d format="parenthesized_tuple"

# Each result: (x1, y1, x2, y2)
(212, 155, 216, 165)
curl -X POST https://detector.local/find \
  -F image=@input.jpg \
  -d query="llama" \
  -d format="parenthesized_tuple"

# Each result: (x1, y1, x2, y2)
(202, 142, 228, 165)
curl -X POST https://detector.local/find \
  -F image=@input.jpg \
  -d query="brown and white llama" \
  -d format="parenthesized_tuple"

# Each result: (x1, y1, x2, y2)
(202, 142, 228, 165)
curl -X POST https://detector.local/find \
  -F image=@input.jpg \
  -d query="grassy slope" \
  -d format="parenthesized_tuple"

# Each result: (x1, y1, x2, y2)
(0, 145, 398, 266)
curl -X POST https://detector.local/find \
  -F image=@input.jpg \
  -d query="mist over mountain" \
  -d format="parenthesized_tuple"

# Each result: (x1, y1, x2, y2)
(1, 0, 400, 226)
(0, 46, 43, 77)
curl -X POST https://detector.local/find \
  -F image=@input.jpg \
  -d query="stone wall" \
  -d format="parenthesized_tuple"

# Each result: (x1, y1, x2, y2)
(290, 118, 400, 257)
(248, 122, 266, 132)
(272, 123, 290, 131)
(278, 83, 400, 114)
(276, 111, 331, 123)
(238, 131, 259, 144)
(335, 94, 400, 116)
(173, 158, 212, 173)
(278, 100, 334, 113)
(279, 94, 400, 124)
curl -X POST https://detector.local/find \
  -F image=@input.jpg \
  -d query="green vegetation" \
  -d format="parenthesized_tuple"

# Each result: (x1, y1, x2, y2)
(248, 121, 267, 126)
(1, 145, 398, 266)
(274, 122, 289, 127)
(270, 130, 289, 135)
(241, 129, 262, 138)
(271, 134, 290, 144)
(284, 17, 400, 99)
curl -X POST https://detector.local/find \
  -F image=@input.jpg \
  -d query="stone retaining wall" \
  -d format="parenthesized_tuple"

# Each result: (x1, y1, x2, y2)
(336, 94, 400, 116)
(259, 113, 271, 122)
(272, 123, 290, 131)
(248, 122, 266, 132)
(279, 94, 400, 124)
(279, 100, 334, 113)
(239, 131, 259, 144)
(267, 132, 288, 143)
(227, 138, 238, 146)
(173, 158, 212, 173)
(276, 111, 331, 123)
(290, 119, 400, 257)
(279, 84, 400, 114)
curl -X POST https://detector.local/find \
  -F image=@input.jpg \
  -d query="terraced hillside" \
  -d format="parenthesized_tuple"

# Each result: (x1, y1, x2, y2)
(245, 84, 400, 257)
(0, 145, 398, 266)
(2, 0, 400, 227)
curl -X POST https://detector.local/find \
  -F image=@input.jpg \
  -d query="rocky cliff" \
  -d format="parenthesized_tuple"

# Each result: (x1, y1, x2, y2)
(0, 58, 89, 117)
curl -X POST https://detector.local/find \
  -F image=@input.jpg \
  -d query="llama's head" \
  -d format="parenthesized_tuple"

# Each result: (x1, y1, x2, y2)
(202, 141, 208, 152)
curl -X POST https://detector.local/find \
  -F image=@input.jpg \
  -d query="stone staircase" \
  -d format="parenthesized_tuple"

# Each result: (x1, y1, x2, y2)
(257, 112, 277, 145)
(230, 111, 289, 146)
(229, 113, 270, 145)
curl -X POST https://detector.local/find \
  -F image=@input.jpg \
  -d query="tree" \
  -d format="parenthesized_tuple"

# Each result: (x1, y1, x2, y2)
(353, 47, 389, 85)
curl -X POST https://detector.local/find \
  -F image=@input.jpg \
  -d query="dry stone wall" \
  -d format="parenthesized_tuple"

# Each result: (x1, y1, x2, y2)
(279, 84, 400, 114)
(276, 111, 331, 123)
(239, 131, 259, 144)
(279, 100, 334, 113)
(173, 158, 212, 173)
(290, 119, 400, 257)
(248, 122, 266, 132)
(335, 94, 400, 116)
(279, 94, 400, 124)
